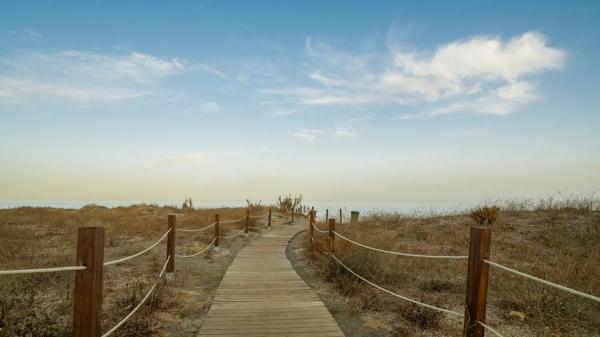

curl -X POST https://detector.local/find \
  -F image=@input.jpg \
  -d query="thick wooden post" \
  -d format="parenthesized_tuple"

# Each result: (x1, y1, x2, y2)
(73, 227, 105, 337)
(339, 208, 343, 225)
(245, 209, 250, 233)
(328, 219, 336, 253)
(325, 209, 329, 226)
(167, 214, 176, 278)
(464, 227, 492, 337)
(214, 214, 220, 248)
(268, 208, 272, 229)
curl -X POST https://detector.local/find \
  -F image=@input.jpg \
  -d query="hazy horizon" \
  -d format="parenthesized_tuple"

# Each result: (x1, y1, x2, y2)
(1, 1, 599, 202)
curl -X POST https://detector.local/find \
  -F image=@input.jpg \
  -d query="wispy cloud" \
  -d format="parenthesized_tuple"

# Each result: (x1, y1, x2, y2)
(292, 128, 323, 143)
(264, 31, 565, 117)
(0, 50, 223, 106)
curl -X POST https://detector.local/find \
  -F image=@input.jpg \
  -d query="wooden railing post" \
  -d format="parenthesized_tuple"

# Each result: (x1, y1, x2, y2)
(308, 210, 314, 250)
(268, 208, 272, 229)
(214, 214, 220, 249)
(339, 208, 343, 225)
(464, 227, 492, 337)
(73, 227, 105, 337)
(328, 219, 336, 253)
(245, 209, 250, 234)
(325, 209, 329, 226)
(166, 214, 176, 280)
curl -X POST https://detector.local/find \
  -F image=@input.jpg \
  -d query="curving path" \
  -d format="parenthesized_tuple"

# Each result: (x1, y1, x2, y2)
(198, 220, 344, 337)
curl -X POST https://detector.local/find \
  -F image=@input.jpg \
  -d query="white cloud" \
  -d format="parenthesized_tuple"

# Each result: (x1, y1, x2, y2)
(292, 128, 323, 143)
(265, 32, 565, 117)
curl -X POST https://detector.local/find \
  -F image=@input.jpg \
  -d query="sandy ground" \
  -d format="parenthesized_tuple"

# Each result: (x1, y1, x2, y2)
(287, 229, 386, 337)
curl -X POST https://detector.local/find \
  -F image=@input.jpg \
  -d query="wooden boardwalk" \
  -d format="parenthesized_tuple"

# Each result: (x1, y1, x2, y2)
(198, 221, 344, 337)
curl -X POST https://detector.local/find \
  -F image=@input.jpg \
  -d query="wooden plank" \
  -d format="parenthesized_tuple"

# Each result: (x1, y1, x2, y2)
(198, 221, 344, 336)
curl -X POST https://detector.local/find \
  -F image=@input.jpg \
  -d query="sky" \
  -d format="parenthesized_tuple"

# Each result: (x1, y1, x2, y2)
(0, 0, 599, 204)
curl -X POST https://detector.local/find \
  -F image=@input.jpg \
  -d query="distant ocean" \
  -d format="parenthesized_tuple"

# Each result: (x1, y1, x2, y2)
(0, 200, 476, 217)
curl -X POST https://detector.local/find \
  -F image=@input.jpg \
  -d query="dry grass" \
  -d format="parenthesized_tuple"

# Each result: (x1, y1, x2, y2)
(0, 203, 264, 337)
(306, 197, 600, 336)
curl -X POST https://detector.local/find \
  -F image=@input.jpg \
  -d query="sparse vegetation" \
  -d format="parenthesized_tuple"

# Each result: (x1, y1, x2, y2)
(304, 197, 600, 336)
(0, 204, 255, 336)
(276, 194, 308, 215)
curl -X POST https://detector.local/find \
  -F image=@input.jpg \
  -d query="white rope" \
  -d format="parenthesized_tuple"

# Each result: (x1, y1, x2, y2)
(330, 254, 463, 317)
(175, 239, 217, 258)
(104, 229, 170, 267)
(484, 259, 600, 303)
(220, 227, 246, 239)
(178, 222, 216, 232)
(101, 256, 170, 337)
(478, 321, 506, 337)
(333, 231, 468, 260)
(249, 223, 267, 229)
(312, 223, 328, 234)
(249, 213, 268, 218)
(0, 265, 86, 275)
(220, 216, 247, 224)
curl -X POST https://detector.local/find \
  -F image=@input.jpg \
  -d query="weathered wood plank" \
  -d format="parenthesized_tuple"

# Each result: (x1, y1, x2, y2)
(197, 221, 344, 336)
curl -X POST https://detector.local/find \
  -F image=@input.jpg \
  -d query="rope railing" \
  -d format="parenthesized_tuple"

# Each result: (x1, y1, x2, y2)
(0, 265, 86, 276)
(101, 256, 170, 337)
(104, 229, 171, 267)
(220, 216, 247, 224)
(220, 227, 246, 239)
(333, 230, 468, 259)
(330, 254, 463, 317)
(249, 213, 268, 218)
(178, 222, 216, 232)
(249, 223, 268, 229)
(175, 238, 217, 258)
(312, 223, 328, 234)
(477, 321, 505, 337)
(484, 259, 600, 303)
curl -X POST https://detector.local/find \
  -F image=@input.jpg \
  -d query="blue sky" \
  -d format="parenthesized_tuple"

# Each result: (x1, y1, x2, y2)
(0, 0, 599, 203)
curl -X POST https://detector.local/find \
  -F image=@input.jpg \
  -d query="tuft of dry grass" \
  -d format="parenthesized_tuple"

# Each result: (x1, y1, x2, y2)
(305, 197, 600, 336)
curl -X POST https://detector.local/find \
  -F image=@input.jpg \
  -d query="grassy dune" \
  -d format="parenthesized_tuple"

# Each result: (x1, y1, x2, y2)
(0, 204, 265, 337)
(306, 198, 600, 337)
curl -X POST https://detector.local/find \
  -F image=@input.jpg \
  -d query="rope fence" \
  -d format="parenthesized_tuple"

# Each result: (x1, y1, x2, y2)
(104, 229, 171, 267)
(0, 265, 86, 275)
(175, 238, 217, 258)
(306, 207, 599, 337)
(478, 321, 506, 337)
(333, 230, 468, 259)
(178, 222, 216, 232)
(484, 259, 600, 303)
(330, 253, 463, 317)
(101, 256, 170, 337)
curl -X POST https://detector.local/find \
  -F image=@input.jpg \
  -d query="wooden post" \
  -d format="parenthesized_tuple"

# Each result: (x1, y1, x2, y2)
(339, 208, 343, 225)
(325, 209, 329, 226)
(167, 214, 176, 279)
(268, 208, 272, 229)
(308, 210, 314, 250)
(328, 219, 336, 253)
(350, 211, 360, 225)
(464, 227, 492, 337)
(245, 209, 250, 233)
(214, 214, 220, 248)
(73, 227, 105, 337)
